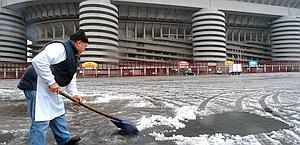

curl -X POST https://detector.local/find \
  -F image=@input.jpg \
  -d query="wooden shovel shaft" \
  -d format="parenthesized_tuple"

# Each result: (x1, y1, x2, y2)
(59, 91, 121, 121)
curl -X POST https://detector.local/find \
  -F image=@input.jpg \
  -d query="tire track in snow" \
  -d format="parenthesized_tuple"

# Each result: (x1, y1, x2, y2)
(272, 130, 300, 145)
(152, 97, 185, 107)
(282, 103, 300, 108)
(267, 93, 300, 120)
(235, 93, 254, 111)
(168, 97, 196, 106)
(197, 93, 226, 110)
(258, 93, 294, 121)
(255, 134, 281, 145)
(271, 93, 280, 104)
(255, 133, 282, 145)
(140, 93, 196, 107)
(258, 94, 272, 111)
(139, 96, 166, 107)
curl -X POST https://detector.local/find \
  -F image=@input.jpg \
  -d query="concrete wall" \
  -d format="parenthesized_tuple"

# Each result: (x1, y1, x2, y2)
(2, 0, 300, 17)
(112, 0, 300, 16)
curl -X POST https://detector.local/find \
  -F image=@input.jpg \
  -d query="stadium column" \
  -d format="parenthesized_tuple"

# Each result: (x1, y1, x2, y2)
(79, 0, 119, 63)
(270, 16, 300, 61)
(192, 8, 226, 62)
(0, 8, 26, 62)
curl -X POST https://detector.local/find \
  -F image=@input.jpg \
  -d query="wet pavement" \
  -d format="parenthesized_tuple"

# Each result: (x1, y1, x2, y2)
(173, 112, 291, 136)
(0, 72, 300, 145)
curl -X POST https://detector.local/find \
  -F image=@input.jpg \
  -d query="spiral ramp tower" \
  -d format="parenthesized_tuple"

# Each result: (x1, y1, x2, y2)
(270, 16, 300, 61)
(192, 9, 226, 62)
(0, 8, 26, 62)
(79, 0, 119, 63)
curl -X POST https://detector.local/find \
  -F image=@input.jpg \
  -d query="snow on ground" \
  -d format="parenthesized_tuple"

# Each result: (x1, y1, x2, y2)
(77, 73, 300, 145)
(119, 73, 300, 145)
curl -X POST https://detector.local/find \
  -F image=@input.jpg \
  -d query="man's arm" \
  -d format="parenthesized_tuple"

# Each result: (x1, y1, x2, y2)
(66, 73, 82, 103)
(31, 43, 66, 87)
(66, 73, 78, 96)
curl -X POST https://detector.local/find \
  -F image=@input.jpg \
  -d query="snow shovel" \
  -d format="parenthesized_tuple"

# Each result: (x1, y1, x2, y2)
(59, 91, 139, 134)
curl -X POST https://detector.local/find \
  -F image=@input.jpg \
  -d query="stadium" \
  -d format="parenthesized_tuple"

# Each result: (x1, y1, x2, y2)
(0, 0, 300, 77)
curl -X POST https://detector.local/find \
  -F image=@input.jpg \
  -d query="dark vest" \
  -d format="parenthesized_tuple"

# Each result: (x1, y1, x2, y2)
(17, 40, 79, 90)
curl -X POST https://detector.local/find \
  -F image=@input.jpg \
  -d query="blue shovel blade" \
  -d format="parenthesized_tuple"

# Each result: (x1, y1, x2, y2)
(111, 119, 139, 134)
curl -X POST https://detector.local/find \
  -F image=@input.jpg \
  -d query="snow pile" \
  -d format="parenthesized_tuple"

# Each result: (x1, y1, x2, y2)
(162, 101, 176, 108)
(137, 115, 185, 131)
(174, 106, 198, 121)
(92, 93, 137, 103)
(125, 99, 155, 108)
(149, 132, 264, 145)
(270, 129, 300, 144)
(149, 132, 213, 145)
(137, 106, 197, 131)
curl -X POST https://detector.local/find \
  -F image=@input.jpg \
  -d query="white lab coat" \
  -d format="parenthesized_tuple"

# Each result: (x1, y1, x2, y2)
(31, 42, 78, 121)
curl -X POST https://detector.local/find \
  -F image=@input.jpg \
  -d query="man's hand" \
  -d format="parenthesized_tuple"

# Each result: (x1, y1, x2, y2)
(73, 95, 83, 106)
(49, 83, 61, 94)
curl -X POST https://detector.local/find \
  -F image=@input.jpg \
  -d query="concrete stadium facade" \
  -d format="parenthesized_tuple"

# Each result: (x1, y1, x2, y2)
(1, 0, 300, 63)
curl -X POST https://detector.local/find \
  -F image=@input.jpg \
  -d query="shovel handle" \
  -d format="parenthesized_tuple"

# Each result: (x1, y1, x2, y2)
(59, 91, 121, 121)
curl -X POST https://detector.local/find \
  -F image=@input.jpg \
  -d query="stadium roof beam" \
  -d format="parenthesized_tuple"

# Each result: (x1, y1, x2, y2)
(295, 0, 300, 8)
(275, 0, 279, 5)
(33, 26, 40, 39)
(40, 4, 48, 18)
(29, 6, 37, 19)
(22, 8, 31, 20)
(36, 5, 43, 19)
(60, 3, 67, 16)
(288, 0, 294, 7)
(286, 0, 293, 7)
(50, 23, 55, 38)
(72, 21, 76, 34)
(278, 0, 283, 6)
(241, 15, 248, 25)
(271, 0, 276, 5)
(46, 4, 54, 17)
(284, 0, 290, 7)
(246, 15, 253, 26)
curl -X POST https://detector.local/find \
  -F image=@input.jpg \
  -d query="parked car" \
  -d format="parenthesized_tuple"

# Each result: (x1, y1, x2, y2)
(216, 67, 222, 75)
(183, 68, 195, 75)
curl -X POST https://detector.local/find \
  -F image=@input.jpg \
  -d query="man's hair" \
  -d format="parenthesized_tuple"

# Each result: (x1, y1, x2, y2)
(70, 29, 89, 43)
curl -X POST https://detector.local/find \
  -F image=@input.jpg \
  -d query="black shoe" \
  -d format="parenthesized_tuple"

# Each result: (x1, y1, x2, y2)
(64, 136, 81, 145)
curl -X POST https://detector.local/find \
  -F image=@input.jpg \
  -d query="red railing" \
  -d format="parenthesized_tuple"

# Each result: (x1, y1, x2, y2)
(0, 60, 299, 79)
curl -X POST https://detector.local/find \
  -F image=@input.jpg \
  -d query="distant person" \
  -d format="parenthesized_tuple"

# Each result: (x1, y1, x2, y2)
(17, 29, 89, 145)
